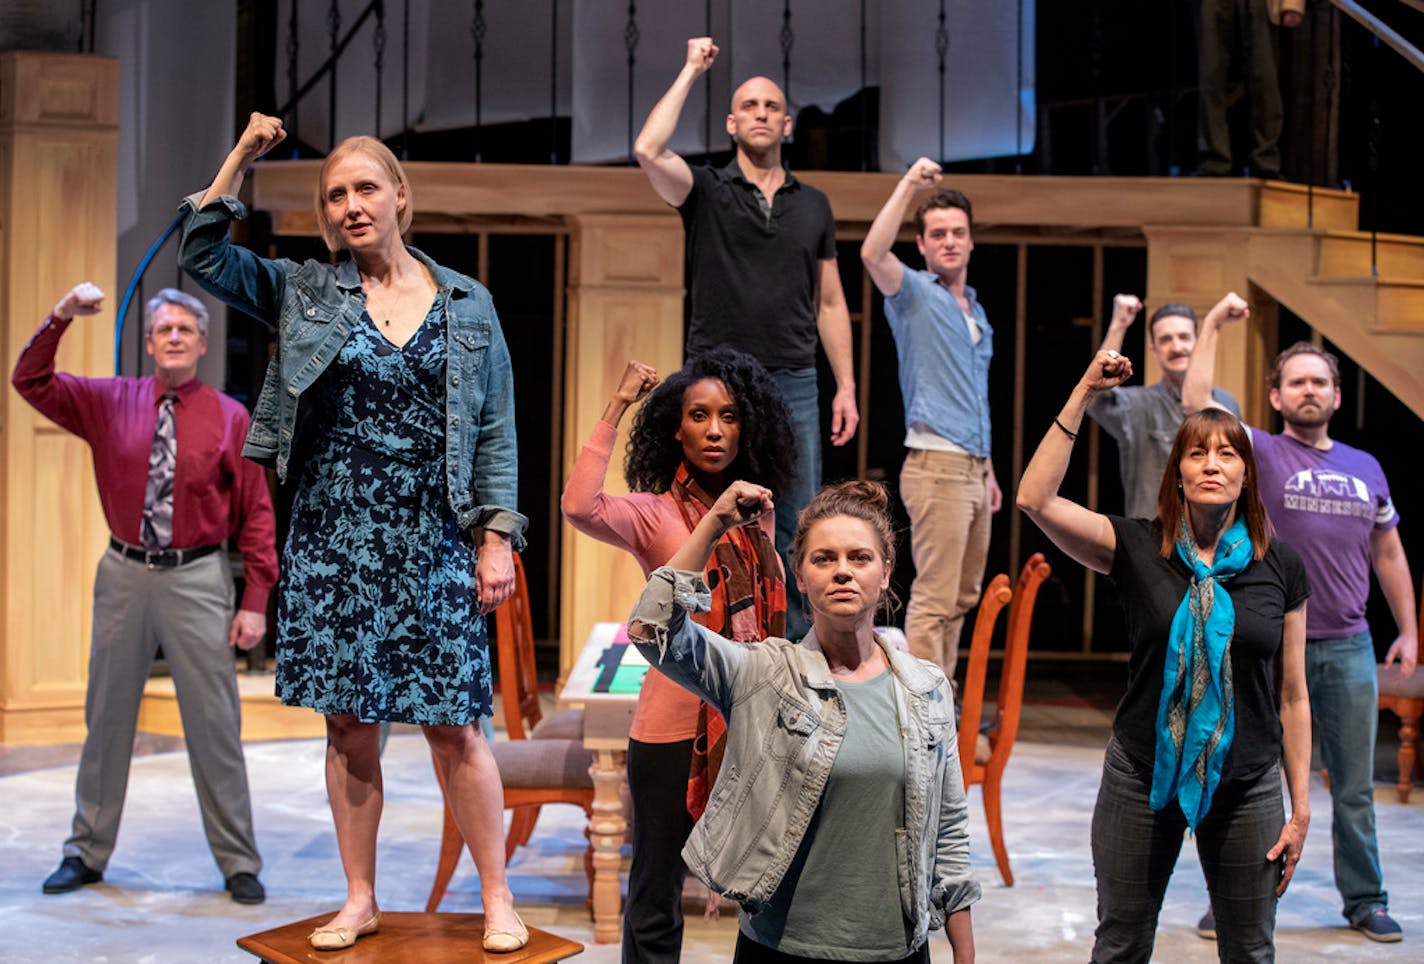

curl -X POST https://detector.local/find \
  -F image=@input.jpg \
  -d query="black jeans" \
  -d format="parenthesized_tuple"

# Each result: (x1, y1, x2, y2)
(1090, 737, 1284, 963)
(733, 932, 930, 963)
(622, 738, 696, 964)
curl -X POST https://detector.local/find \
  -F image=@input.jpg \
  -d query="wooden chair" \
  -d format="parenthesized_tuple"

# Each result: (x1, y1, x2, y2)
(957, 553, 1052, 887)
(1378, 579, 1424, 802)
(426, 553, 595, 912)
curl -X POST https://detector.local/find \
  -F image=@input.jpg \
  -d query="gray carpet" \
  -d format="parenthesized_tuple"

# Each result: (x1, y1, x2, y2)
(2, 733, 1420, 961)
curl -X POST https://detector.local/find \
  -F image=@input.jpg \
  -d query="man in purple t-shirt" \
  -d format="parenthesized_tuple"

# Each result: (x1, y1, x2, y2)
(1185, 294, 1418, 944)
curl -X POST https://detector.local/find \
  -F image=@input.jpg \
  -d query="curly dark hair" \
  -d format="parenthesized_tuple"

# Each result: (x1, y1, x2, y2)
(624, 346, 798, 496)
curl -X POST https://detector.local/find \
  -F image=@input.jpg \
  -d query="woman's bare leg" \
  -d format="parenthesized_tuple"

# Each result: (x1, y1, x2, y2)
(423, 722, 520, 934)
(323, 714, 383, 929)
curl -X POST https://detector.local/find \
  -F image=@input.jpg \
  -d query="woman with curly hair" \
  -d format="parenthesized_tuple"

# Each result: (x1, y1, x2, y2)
(561, 346, 795, 962)
(625, 479, 979, 962)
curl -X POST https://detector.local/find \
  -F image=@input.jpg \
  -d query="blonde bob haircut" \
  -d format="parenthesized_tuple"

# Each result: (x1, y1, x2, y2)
(314, 136, 413, 252)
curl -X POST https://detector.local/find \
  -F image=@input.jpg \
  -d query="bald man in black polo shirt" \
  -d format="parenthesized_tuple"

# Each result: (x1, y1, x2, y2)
(634, 36, 859, 642)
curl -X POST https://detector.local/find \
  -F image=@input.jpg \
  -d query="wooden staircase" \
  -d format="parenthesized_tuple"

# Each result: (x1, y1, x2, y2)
(1245, 183, 1424, 418)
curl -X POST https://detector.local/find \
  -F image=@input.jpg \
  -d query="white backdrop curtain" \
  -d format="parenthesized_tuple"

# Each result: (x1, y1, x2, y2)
(276, 0, 1032, 167)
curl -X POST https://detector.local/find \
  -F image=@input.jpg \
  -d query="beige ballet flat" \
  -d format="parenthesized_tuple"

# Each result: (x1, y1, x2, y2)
(482, 912, 529, 953)
(308, 910, 381, 950)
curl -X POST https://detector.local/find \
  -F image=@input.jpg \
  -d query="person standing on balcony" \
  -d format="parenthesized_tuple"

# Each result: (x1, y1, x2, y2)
(634, 36, 859, 641)
(1088, 295, 1241, 519)
(1184, 293, 1417, 944)
(1197, 0, 1304, 177)
(859, 157, 1000, 687)
(15, 284, 275, 907)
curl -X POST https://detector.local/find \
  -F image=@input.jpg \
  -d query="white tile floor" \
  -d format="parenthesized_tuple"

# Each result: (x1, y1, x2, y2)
(2, 731, 1421, 962)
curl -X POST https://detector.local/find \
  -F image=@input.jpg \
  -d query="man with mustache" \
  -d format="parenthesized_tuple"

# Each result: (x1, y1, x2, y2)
(634, 36, 859, 643)
(1087, 295, 1241, 519)
(1184, 295, 1416, 944)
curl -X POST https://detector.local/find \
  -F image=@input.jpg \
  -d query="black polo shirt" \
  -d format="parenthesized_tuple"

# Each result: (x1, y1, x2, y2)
(678, 160, 837, 370)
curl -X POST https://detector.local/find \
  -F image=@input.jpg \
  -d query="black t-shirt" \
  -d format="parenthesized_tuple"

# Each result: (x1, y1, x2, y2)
(1107, 516, 1310, 782)
(678, 161, 837, 370)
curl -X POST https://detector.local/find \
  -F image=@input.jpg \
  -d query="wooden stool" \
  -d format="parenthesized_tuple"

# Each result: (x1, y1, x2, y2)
(237, 912, 584, 963)
(1379, 662, 1424, 803)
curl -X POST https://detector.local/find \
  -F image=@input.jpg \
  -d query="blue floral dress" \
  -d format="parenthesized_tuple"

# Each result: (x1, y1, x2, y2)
(275, 298, 491, 725)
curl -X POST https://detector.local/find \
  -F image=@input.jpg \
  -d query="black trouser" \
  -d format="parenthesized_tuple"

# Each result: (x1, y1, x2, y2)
(733, 932, 931, 963)
(623, 738, 696, 964)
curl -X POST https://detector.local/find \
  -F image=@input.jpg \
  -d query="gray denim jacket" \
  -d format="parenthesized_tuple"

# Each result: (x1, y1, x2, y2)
(179, 193, 526, 547)
(629, 567, 981, 946)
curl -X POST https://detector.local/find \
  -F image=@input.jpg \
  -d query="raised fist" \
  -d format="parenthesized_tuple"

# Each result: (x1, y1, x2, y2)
(235, 112, 287, 164)
(904, 157, 943, 190)
(686, 37, 719, 76)
(614, 360, 660, 404)
(53, 283, 106, 321)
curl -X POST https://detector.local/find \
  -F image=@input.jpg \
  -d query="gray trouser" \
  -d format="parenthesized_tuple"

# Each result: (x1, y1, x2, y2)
(63, 547, 261, 878)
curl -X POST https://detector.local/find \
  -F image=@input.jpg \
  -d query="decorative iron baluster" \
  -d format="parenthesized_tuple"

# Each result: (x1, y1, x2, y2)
(401, 0, 410, 158)
(1015, 0, 1023, 172)
(553, 0, 563, 163)
(287, 0, 299, 155)
(473, 0, 486, 161)
(374, 0, 386, 135)
(780, 0, 793, 107)
(704, 0, 712, 162)
(859, 0, 868, 171)
(936, 0, 949, 161)
(625, 2, 640, 164)
(327, 0, 341, 149)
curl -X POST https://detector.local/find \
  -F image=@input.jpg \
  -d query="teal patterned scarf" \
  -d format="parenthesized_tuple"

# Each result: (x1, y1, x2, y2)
(1149, 514, 1253, 828)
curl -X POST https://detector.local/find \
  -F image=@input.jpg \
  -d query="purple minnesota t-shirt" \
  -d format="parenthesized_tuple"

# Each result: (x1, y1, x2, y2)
(1249, 430, 1398, 639)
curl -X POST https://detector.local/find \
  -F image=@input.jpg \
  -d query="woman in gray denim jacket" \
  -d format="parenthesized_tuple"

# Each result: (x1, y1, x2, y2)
(179, 113, 529, 953)
(628, 480, 979, 963)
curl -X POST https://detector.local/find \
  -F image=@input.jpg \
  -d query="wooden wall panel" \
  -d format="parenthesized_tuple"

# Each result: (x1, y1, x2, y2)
(558, 214, 685, 671)
(1, 53, 118, 743)
(1144, 226, 1274, 426)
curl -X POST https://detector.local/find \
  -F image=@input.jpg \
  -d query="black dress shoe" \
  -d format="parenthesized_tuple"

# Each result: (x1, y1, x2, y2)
(42, 856, 102, 894)
(225, 872, 266, 905)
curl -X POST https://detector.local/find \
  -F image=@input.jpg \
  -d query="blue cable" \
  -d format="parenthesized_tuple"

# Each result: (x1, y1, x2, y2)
(113, 212, 186, 374)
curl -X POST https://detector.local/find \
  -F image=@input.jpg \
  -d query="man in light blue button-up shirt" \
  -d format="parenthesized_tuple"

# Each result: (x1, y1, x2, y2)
(861, 157, 1000, 682)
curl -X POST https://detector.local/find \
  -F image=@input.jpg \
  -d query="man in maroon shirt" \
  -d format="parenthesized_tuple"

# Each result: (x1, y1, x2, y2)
(12, 283, 277, 904)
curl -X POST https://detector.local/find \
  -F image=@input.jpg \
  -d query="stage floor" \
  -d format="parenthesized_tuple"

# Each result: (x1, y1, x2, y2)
(1, 696, 1420, 961)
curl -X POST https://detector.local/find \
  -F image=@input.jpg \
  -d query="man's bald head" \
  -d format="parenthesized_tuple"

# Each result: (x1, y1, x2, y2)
(730, 76, 786, 112)
(726, 76, 792, 156)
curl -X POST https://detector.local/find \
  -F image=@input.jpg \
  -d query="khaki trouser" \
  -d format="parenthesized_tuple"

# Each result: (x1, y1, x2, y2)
(899, 449, 993, 683)
(64, 548, 261, 878)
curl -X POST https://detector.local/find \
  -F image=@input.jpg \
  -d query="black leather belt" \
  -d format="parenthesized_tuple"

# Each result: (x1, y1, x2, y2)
(109, 537, 222, 569)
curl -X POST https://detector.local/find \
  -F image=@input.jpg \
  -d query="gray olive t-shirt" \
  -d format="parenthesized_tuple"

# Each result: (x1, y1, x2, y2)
(740, 668, 913, 960)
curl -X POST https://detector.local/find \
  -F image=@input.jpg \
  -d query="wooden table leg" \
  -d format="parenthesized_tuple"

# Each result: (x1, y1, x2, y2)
(588, 747, 628, 943)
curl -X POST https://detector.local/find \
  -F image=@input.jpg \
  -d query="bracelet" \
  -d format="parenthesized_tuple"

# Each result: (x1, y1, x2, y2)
(1053, 417, 1078, 441)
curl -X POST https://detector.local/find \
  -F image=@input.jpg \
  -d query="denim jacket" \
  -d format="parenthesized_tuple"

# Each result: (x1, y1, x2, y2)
(178, 193, 527, 548)
(629, 567, 981, 947)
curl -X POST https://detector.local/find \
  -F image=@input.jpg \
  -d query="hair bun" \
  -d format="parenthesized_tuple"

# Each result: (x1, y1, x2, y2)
(824, 479, 890, 513)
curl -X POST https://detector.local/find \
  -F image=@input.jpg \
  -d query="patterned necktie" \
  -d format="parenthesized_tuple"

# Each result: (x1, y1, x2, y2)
(141, 393, 177, 550)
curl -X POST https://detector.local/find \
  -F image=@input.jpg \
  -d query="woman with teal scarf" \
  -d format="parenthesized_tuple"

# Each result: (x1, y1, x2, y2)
(1018, 349, 1311, 963)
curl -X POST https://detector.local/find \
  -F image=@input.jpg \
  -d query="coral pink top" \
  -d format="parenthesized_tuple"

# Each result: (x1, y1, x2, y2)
(561, 419, 779, 742)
